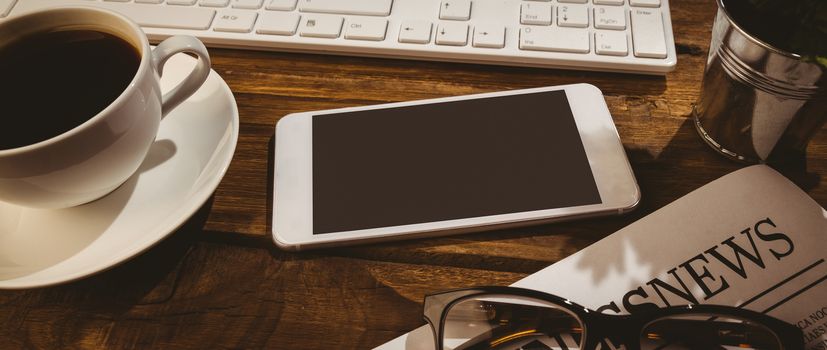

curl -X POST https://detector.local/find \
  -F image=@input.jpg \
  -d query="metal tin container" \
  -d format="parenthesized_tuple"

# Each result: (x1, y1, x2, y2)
(693, 0, 826, 163)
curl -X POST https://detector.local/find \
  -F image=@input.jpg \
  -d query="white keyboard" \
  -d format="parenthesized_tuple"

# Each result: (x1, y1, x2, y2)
(2, 0, 677, 75)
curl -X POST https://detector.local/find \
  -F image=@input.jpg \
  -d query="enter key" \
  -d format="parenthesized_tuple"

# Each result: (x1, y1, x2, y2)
(630, 8, 666, 58)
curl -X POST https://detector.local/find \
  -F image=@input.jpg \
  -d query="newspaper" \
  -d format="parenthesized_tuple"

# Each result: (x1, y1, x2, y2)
(376, 165, 827, 350)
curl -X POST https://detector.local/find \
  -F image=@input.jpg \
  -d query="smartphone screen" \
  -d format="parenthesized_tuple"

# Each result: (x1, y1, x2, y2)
(311, 90, 601, 234)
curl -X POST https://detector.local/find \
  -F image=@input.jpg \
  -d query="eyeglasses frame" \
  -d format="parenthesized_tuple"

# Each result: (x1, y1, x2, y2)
(422, 286, 803, 350)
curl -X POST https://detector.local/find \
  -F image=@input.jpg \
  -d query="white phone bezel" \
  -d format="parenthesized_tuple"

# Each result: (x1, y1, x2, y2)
(273, 84, 640, 250)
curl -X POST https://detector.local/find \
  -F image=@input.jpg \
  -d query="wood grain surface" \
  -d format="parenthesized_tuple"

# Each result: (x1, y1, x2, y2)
(2, 1, 825, 349)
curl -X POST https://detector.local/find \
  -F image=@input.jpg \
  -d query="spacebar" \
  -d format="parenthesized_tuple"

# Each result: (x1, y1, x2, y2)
(298, 0, 393, 16)
(96, 3, 216, 30)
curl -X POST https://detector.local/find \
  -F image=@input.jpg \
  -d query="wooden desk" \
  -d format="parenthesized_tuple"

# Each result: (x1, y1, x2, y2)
(1, 1, 824, 348)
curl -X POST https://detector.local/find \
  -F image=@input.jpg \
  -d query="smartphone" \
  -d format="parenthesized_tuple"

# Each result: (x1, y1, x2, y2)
(272, 84, 639, 250)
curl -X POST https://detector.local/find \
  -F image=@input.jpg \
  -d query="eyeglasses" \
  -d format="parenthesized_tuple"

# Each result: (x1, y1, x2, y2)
(423, 286, 803, 350)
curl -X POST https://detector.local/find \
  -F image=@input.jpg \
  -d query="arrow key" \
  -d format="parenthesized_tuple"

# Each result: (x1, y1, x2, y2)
(439, 0, 472, 21)
(435, 22, 468, 46)
(398, 20, 433, 44)
(472, 24, 505, 48)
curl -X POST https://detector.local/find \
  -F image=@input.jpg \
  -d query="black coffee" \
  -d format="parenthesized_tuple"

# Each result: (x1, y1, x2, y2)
(0, 29, 140, 150)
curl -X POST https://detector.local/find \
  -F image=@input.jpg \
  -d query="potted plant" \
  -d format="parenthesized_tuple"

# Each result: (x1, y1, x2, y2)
(692, 0, 826, 164)
(733, 0, 826, 68)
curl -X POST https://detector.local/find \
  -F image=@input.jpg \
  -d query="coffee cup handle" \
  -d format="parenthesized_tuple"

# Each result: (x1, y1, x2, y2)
(151, 36, 211, 117)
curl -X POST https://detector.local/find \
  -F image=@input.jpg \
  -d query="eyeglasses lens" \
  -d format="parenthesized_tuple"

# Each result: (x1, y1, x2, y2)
(640, 314, 783, 350)
(442, 295, 583, 350)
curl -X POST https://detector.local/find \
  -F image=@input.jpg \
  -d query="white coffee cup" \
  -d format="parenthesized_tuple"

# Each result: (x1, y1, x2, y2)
(0, 7, 211, 209)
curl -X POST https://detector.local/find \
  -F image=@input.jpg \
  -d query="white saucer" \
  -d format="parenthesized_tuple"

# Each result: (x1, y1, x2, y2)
(0, 53, 239, 289)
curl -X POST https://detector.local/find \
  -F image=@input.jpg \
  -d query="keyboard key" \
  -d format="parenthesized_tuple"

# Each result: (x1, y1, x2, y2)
(631, 8, 666, 58)
(257, 12, 300, 35)
(595, 31, 628, 56)
(0, 0, 16, 17)
(472, 24, 505, 48)
(630, 0, 660, 7)
(232, 0, 263, 9)
(557, 4, 588, 28)
(435, 22, 468, 46)
(168, 0, 197, 5)
(265, 0, 296, 10)
(6, 0, 675, 74)
(398, 21, 432, 44)
(344, 17, 388, 41)
(439, 0, 471, 21)
(89, 2, 215, 29)
(200, 0, 229, 7)
(298, 0, 393, 17)
(520, 2, 551, 26)
(214, 9, 257, 32)
(299, 15, 343, 38)
(594, 6, 625, 30)
(519, 26, 589, 53)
